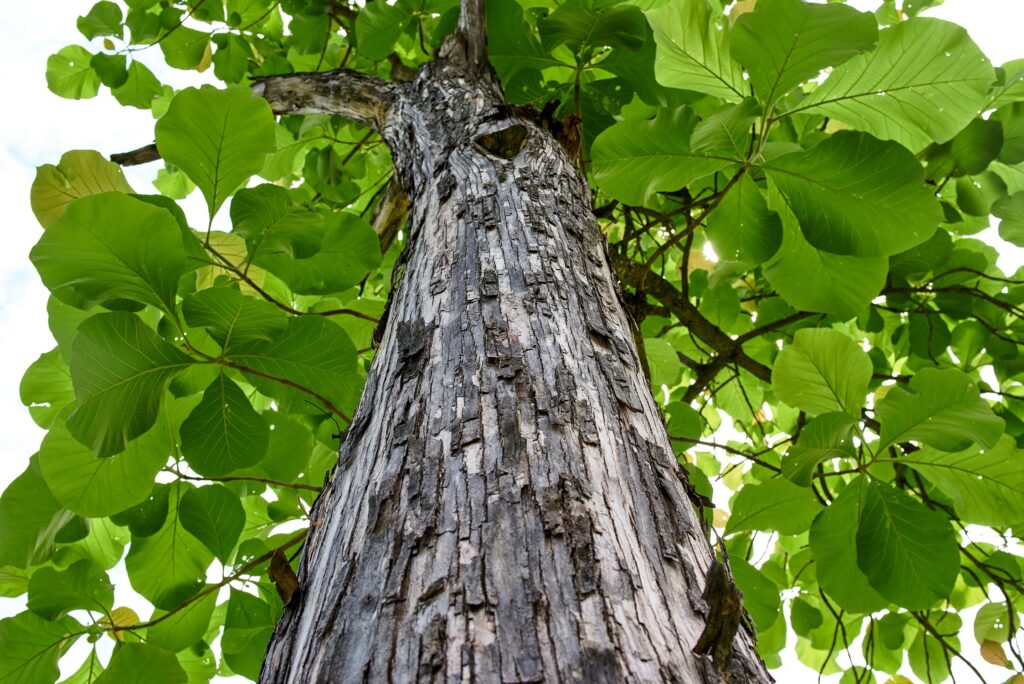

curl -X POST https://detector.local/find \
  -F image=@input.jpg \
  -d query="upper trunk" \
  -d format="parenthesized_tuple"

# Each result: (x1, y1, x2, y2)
(259, 60, 770, 683)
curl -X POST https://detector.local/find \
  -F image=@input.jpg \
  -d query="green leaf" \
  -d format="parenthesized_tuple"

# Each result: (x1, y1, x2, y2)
(180, 374, 270, 477)
(59, 649, 104, 684)
(90, 53, 128, 88)
(764, 186, 887, 320)
(592, 107, 735, 205)
(730, 557, 781, 630)
(19, 349, 74, 428)
(856, 480, 959, 610)
(78, 1, 123, 39)
(974, 602, 1012, 643)
(213, 34, 251, 83)
(155, 86, 276, 219)
(994, 191, 1024, 246)
(46, 45, 100, 99)
(731, 0, 877, 106)
(689, 98, 760, 159)
(146, 590, 218, 653)
(726, 478, 821, 535)
(645, 337, 681, 387)
(110, 484, 171, 538)
(222, 589, 277, 680)
(112, 61, 164, 109)
(355, 1, 410, 61)
(94, 644, 186, 684)
(66, 313, 192, 457)
(665, 402, 705, 444)
(762, 131, 941, 257)
(0, 612, 81, 684)
(30, 150, 133, 228)
(178, 485, 245, 561)
(706, 174, 781, 264)
(228, 314, 357, 411)
(126, 483, 214, 610)
(646, 0, 746, 101)
(808, 478, 888, 614)
(994, 102, 1024, 165)
(782, 412, 857, 486)
(949, 118, 1004, 175)
(486, 0, 560, 82)
(876, 367, 1004, 451)
(539, 0, 647, 54)
(0, 458, 74, 569)
(772, 328, 871, 416)
(159, 27, 210, 70)
(790, 18, 995, 150)
(182, 287, 288, 349)
(903, 435, 1024, 527)
(27, 559, 113, 620)
(231, 184, 324, 261)
(38, 418, 169, 517)
(257, 212, 381, 295)
(31, 192, 187, 313)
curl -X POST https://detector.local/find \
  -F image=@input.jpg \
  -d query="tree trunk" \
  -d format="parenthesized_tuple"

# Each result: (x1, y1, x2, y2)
(259, 56, 770, 684)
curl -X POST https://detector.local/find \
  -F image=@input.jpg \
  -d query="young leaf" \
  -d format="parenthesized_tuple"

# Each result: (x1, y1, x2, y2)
(789, 18, 995, 151)
(30, 150, 133, 228)
(731, 0, 877, 107)
(178, 485, 246, 562)
(27, 559, 114, 620)
(875, 367, 1004, 451)
(762, 131, 942, 257)
(646, 0, 746, 101)
(31, 192, 187, 314)
(66, 313, 192, 457)
(179, 374, 270, 477)
(591, 107, 736, 205)
(46, 45, 100, 99)
(111, 61, 164, 109)
(155, 86, 276, 219)
(772, 328, 871, 417)
(856, 481, 959, 610)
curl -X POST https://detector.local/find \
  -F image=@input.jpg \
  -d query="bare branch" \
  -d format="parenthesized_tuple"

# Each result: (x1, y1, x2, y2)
(251, 69, 396, 131)
(110, 143, 160, 166)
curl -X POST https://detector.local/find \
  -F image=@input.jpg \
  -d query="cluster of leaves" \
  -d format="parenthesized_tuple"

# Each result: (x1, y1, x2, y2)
(3, 0, 1024, 682)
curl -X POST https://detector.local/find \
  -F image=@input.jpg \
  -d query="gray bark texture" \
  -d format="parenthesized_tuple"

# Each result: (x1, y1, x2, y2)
(258, 36, 772, 684)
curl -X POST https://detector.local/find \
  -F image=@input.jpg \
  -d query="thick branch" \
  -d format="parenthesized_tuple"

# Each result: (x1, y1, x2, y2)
(110, 143, 160, 166)
(372, 179, 410, 254)
(458, 0, 488, 72)
(250, 69, 395, 131)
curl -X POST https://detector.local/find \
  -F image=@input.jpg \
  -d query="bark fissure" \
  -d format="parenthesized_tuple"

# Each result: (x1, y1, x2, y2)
(259, 51, 770, 684)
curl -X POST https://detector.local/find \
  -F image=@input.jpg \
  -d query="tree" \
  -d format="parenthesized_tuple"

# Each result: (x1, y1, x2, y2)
(2, 0, 1024, 681)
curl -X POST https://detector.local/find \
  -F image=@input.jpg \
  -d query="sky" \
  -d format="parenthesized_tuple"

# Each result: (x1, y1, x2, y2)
(0, 0, 1022, 681)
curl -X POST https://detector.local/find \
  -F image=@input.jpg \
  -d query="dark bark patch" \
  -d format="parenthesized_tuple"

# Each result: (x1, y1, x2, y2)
(474, 124, 529, 159)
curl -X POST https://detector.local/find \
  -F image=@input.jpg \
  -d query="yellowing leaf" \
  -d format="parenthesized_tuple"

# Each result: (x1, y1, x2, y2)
(197, 232, 266, 293)
(30, 150, 133, 228)
(980, 640, 1010, 667)
(101, 606, 139, 641)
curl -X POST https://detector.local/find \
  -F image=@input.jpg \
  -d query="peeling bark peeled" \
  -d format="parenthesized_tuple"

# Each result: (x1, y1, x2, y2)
(259, 58, 771, 684)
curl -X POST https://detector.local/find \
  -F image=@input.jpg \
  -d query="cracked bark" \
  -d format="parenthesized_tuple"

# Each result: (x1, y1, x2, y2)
(258, 32, 771, 684)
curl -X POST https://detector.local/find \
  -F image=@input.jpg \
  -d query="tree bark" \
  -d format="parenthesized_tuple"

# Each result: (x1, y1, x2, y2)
(258, 54, 770, 684)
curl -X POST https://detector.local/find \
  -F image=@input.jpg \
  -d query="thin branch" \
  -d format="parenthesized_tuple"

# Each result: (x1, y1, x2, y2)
(110, 143, 160, 166)
(167, 468, 322, 492)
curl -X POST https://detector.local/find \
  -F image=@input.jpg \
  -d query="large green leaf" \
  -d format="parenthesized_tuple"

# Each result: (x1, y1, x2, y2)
(592, 107, 736, 205)
(94, 644, 186, 684)
(46, 45, 100, 100)
(27, 559, 113, 620)
(38, 418, 169, 517)
(0, 458, 73, 569)
(706, 174, 781, 264)
(19, 349, 74, 429)
(158, 26, 210, 70)
(876, 367, 1004, 451)
(808, 478, 889, 614)
(30, 150, 133, 228)
(179, 373, 269, 477)
(155, 86, 276, 219)
(646, 0, 746, 101)
(782, 412, 858, 486)
(772, 328, 871, 416)
(31, 192, 187, 314)
(111, 61, 163, 109)
(788, 18, 995, 151)
(257, 212, 381, 295)
(731, 0, 877, 107)
(182, 287, 288, 350)
(227, 315, 357, 411)
(856, 481, 959, 610)
(66, 313, 192, 457)
(354, 1, 410, 61)
(178, 485, 245, 561)
(725, 478, 821, 535)
(903, 435, 1024, 527)
(77, 1, 123, 40)
(125, 483, 214, 610)
(0, 612, 81, 684)
(730, 557, 781, 630)
(230, 184, 323, 261)
(762, 131, 941, 257)
(146, 590, 218, 653)
(539, 0, 647, 55)
(486, 0, 562, 82)
(222, 590, 277, 680)
(763, 184, 887, 319)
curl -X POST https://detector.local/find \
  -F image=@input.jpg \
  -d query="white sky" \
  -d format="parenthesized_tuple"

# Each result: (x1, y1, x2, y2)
(0, 1, 1022, 682)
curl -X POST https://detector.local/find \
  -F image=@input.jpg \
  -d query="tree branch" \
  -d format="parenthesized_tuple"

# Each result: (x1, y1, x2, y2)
(251, 69, 395, 131)
(458, 0, 488, 73)
(110, 143, 160, 166)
